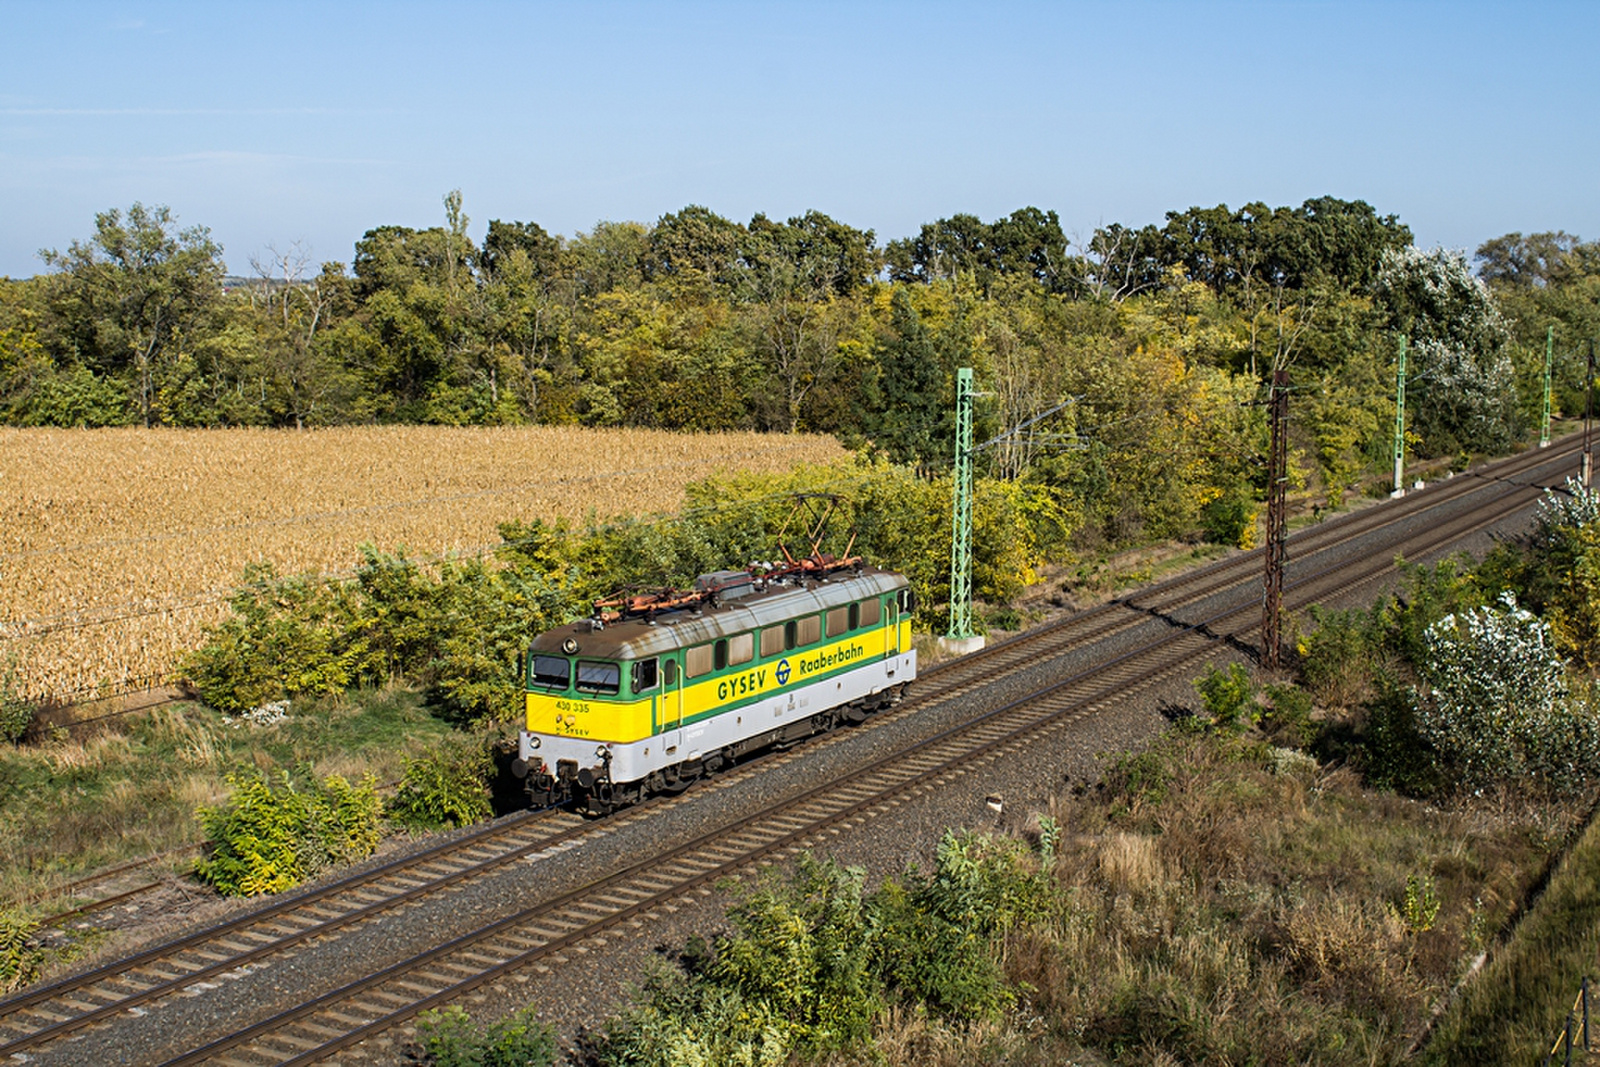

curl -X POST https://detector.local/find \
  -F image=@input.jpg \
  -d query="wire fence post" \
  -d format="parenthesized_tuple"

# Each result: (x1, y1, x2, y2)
(1566, 1010, 1574, 1066)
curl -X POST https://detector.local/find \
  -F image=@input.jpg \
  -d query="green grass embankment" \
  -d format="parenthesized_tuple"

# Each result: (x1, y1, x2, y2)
(0, 687, 454, 909)
(1425, 798, 1600, 1064)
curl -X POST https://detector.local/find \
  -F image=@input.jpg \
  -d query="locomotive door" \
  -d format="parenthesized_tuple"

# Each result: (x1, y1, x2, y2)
(884, 595, 900, 675)
(660, 657, 684, 755)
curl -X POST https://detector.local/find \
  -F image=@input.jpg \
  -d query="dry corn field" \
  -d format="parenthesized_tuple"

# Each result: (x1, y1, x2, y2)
(1, 426, 847, 705)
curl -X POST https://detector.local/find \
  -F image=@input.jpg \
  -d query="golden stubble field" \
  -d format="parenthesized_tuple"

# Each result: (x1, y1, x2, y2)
(2, 426, 847, 704)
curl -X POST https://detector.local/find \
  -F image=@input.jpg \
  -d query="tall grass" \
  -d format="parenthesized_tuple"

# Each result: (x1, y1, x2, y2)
(0, 687, 453, 908)
(1423, 799, 1600, 1064)
(507, 729, 1580, 1066)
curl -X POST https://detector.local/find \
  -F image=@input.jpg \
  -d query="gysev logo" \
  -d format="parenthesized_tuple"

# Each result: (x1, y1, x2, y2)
(716, 667, 769, 702)
(776, 658, 792, 684)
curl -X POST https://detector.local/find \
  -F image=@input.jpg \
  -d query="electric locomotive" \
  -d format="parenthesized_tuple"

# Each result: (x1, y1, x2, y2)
(511, 554, 917, 814)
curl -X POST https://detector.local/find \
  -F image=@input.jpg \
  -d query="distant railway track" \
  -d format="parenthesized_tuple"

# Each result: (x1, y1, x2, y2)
(0, 437, 1580, 1065)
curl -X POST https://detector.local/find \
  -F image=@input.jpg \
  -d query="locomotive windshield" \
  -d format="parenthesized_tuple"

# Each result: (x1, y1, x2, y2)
(529, 654, 570, 690)
(575, 660, 621, 695)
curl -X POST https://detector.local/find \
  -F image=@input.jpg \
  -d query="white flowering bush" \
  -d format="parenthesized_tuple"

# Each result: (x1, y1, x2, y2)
(1531, 477, 1600, 549)
(234, 700, 290, 728)
(1375, 246, 1518, 454)
(1416, 594, 1600, 793)
(1505, 480, 1600, 670)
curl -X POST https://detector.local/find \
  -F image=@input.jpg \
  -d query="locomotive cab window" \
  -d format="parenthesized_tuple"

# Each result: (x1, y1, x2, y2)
(860, 598, 881, 627)
(575, 660, 620, 695)
(664, 659, 679, 686)
(899, 589, 916, 613)
(530, 655, 570, 690)
(632, 658, 659, 693)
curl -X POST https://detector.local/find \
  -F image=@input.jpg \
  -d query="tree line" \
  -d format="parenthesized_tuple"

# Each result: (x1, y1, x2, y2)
(1, 193, 1590, 547)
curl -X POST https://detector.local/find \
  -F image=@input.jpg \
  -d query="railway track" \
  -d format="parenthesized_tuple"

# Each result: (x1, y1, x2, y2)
(0, 437, 1579, 1065)
(153, 438, 1582, 1066)
(21, 433, 1577, 932)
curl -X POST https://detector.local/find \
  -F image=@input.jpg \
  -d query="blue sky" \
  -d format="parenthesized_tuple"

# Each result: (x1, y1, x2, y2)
(2, 0, 1596, 278)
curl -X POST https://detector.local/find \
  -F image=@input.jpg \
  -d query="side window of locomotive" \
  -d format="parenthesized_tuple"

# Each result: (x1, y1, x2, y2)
(860, 598, 881, 627)
(685, 644, 713, 679)
(729, 632, 754, 666)
(530, 655, 570, 690)
(632, 658, 659, 693)
(797, 615, 821, 646)
(826, 606, 849, 638)
(760, 625, 786, 658)
(848, 603, 860, 630)
(714, 639, 729, 671)
(575, 660, 620, 695)
(664, 659, 679, 686)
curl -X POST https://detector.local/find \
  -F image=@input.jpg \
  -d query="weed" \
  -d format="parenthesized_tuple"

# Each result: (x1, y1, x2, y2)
(0, 909, 42, 993)
(1103, 747, 1171, 812)
(1299, 605, 1382, 708)
(0, 662, 35, 744)
(1260, 682, 1316, 748)
(193, 768, 383, 896)
(388, 735, 493, 829)
(1194, 661, 1256, 732)
(414, 1004, 557, 1067)
(1399, 872, 1442, 933)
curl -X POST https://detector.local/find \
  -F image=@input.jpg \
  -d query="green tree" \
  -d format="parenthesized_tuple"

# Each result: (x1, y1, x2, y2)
(744, 210, 878, 298)
(645, 205, 749, 294)
(886, 207, 1070, 293)
(1476, 231, 1582, 290)
(862, 287, 952, 464)
(565, 220, 650, 297)
(40, 203, 225, 426)
(244, 245, 359, 427)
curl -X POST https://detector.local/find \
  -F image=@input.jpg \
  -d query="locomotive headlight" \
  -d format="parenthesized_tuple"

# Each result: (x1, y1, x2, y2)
(561, 638, 579, 654)
(528, 737, 541, 749)
(596, 745, 610, 758)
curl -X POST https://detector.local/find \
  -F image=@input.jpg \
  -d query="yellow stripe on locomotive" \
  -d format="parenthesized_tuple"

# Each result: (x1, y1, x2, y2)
(675, 628, 892, 722)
